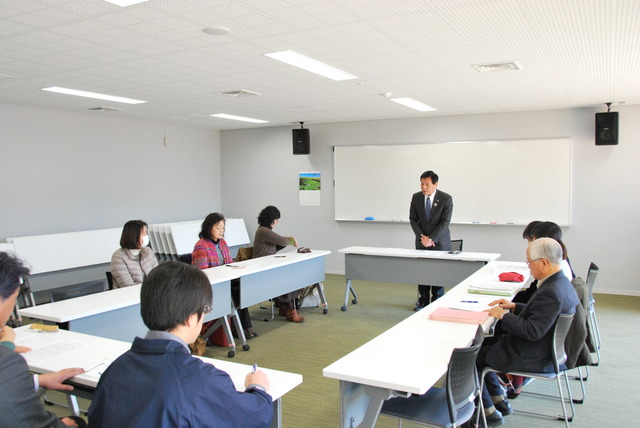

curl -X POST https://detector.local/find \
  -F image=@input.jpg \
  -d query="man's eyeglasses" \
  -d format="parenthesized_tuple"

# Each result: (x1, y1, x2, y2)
(203, 306, 212, 315)
(526, 258, 543, 266)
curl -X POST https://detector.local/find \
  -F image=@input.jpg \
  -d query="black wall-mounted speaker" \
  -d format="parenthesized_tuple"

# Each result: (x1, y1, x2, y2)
(292, 128, 310, 155)
(595, 112, 619, 145)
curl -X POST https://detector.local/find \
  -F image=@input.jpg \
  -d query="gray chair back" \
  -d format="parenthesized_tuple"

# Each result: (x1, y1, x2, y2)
(552, 313, 575, 373)
(445, 325, 483, 423)
(450, 239, 463, 252)
(585, 262, 599, 304)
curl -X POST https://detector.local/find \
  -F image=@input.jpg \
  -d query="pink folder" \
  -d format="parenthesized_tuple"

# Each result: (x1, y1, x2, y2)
(428, 307, 490, 324)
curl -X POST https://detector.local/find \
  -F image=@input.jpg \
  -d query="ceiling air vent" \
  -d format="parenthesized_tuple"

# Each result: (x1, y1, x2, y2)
(88, 106, 123, 112)
(472, 61, 522, 72)
(218, 89, 261, 97)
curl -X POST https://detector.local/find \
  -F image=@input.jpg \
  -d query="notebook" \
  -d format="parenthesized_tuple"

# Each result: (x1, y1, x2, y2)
(428, 307, 490, 324)
(467, 281, 520, 296)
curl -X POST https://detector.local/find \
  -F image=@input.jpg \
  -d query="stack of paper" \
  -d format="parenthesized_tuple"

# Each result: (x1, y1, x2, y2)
(467, 280, 520, 296)
(428, 307, 490, 325)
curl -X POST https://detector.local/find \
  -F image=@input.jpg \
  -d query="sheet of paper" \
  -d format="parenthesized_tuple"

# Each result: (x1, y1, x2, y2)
(17, 335, 86, 363)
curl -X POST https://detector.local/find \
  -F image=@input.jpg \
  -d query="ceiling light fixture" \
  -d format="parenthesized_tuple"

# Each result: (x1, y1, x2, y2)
(218, 89, 261, 97)
(472, 61, 522, 72)
(389, 97, 436, 112)
(264, 50, 358, 81)
(210, 113, 269, 123)
(103, 0, 150, 6)
(42, 87, 147, 104)
(202, 26, 232, 36)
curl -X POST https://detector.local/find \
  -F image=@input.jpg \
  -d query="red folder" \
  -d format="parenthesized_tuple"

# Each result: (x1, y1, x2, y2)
(428, 307, 490, 324)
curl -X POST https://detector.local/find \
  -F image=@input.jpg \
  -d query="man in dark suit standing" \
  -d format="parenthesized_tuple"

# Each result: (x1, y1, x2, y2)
(409, 170, 453, 310)
(475, 237, 580, 426)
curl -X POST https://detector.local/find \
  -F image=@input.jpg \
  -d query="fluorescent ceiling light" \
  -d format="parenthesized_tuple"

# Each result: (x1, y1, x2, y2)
(42, 87, 147, 104)
(264, 50, 358, 81)
(210, 113, 269, 123)
(103, 0, 150, 6)
(389, 97, 436, 112)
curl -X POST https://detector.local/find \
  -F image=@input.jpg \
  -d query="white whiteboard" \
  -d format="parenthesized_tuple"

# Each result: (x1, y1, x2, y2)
(334, 139, 571, 225)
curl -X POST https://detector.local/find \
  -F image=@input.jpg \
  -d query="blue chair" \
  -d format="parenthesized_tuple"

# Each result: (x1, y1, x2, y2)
(380, 326, 483, 427)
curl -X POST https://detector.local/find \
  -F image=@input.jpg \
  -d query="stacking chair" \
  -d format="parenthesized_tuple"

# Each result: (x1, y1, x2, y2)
(380, 326, 484, 427)
(49, 280, 106, 303)
(178, 253, 193, 264)
(105, 271, 114, 290)
(479, 313, 576, 428)
(585, 263, 601, 365)
(9, 277, 35, 327)
(450, 239, 463, 253)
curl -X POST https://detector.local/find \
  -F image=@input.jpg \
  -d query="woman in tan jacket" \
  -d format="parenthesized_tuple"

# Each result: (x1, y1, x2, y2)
(110, 220, 158, 288)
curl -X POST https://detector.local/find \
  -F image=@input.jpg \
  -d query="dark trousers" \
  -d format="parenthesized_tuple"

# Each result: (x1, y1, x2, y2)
(476, 337, 505, 408)
(417, 284, 444, 305)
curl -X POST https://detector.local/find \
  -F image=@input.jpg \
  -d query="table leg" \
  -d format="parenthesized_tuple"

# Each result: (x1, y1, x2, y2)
(316, 282, 329, 314)
(270, 398, 282, 428)
(66, 394, 80, 416)
(229, 309, 250, 356)
(339, 380, 399, 428)
(341, 279, 358, 311)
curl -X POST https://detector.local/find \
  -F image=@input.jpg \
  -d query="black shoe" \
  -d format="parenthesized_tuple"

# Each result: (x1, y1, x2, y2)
(414, 301, 428, 311)
(506, 385, 521, 399)
(494, 400, 512, 416)
(244, 329, 258, 339)
(465, 408, 504, 428)
(485, 409, 504, 427)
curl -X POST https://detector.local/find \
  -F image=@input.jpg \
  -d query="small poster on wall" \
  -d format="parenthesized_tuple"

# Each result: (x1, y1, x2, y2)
(299, 171, 321, 206)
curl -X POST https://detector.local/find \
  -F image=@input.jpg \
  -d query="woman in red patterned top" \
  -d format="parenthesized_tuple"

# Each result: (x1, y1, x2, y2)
(192, 213, 257, 338)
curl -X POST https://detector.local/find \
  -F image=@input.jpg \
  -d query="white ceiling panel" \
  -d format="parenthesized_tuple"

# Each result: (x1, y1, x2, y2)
(0, 0, 637, 130)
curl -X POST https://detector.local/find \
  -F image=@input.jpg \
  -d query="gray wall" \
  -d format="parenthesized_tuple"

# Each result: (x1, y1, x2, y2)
(1, 103, 221, 239)
(221, 105, 640, 296)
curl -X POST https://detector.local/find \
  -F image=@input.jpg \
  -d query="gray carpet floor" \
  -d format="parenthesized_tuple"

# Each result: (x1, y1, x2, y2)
(43, 273, 639, 426)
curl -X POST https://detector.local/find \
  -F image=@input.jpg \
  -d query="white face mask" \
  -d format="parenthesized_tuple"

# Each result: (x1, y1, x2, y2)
(141, 235, 150, 247)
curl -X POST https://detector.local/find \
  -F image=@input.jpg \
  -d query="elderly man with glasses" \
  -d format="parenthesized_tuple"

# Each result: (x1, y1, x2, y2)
(472, 237, 580, 427)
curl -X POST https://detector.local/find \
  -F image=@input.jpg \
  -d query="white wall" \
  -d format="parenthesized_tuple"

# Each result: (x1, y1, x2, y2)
(0, 103, 221, 239)
(221, 106, 640, 296)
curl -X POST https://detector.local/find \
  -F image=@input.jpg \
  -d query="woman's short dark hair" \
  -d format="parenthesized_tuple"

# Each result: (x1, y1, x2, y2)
(199, 213, 225, 241)
(522, 220, 542, 240)
(140, 261, 212, 331)
(120, 220, 148, 250)
(257, 205, 281, 228)
(532, 221, 568, 259)
(0, 251, 30, 300)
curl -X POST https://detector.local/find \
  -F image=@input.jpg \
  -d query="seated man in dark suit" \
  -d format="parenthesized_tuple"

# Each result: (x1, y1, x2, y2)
(476, 238, 580, 427)
(88, 261, 273, 428)
(0, 251, 86, 428)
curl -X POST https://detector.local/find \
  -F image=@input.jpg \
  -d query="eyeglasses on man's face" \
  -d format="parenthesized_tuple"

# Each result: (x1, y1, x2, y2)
(203, 305, 212, 315)
(526, 258, 544, 266)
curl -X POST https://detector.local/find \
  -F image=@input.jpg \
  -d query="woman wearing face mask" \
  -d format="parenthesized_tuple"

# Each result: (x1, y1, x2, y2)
(110, 220, 159, 289)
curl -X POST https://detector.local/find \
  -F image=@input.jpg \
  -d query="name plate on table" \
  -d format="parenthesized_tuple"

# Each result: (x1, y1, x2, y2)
(428, 307, 490, 325)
